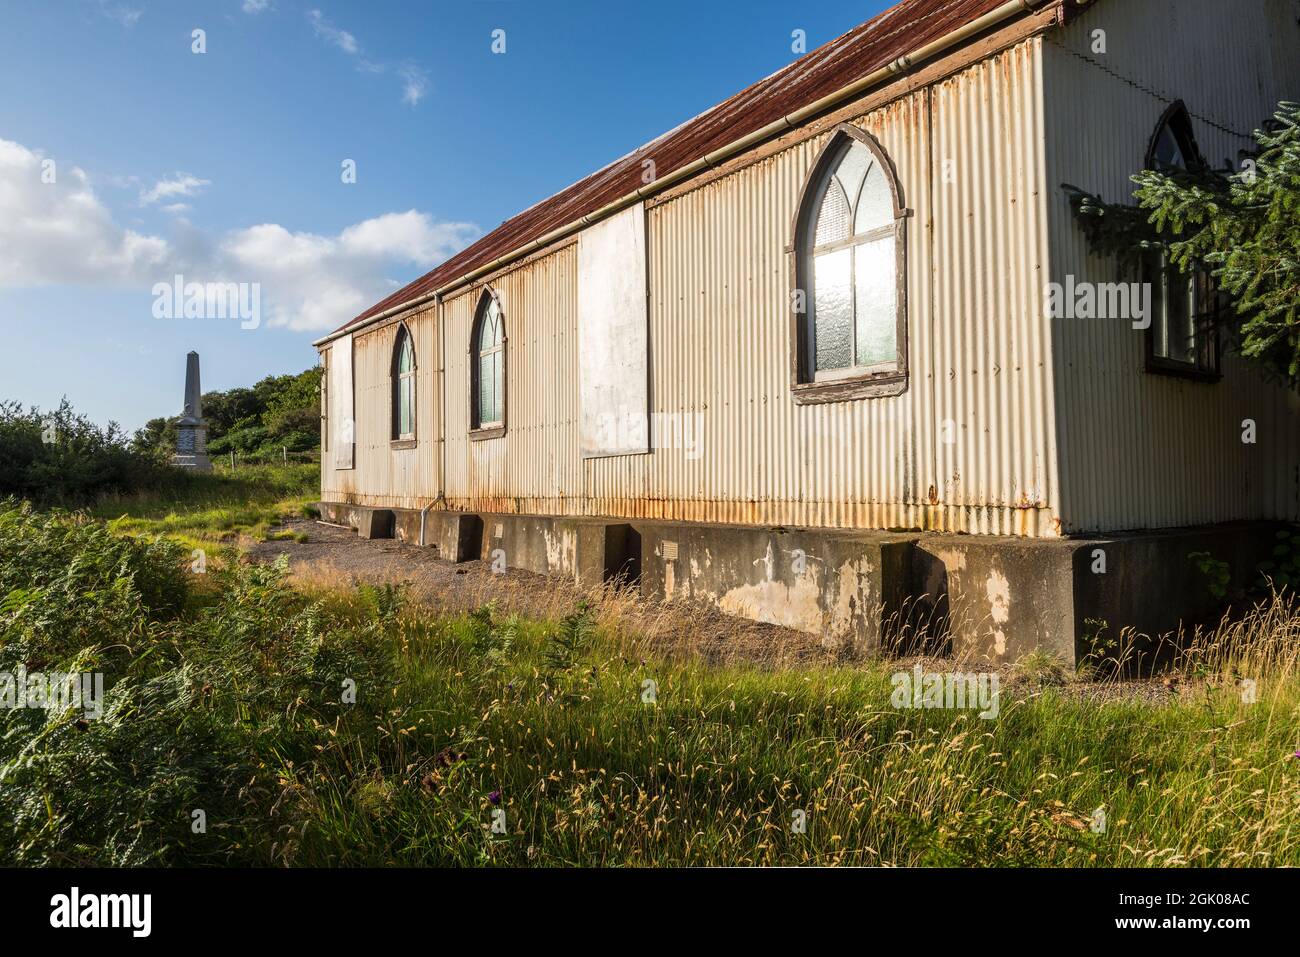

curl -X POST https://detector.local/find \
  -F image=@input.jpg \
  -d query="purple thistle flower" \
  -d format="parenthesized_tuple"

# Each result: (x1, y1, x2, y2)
(488, 789, 502, 805)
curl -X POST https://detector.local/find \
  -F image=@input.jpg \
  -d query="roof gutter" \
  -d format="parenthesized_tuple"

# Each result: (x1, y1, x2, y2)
(314, 0, 1053, 348)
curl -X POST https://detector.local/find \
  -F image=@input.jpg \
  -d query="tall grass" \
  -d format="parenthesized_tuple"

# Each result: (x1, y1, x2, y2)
(89, 462, 318, 548)
(271, 598, 1300, 867)
(3, 503, 1299, 866)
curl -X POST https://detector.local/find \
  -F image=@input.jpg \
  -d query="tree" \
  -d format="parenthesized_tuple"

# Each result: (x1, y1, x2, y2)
(201, 387, 259, 440)
(1, 399, 174, 505)
(132, 416, 177, 456)
(1067, 101, 1300, 389)
(263, 367, 322, 439)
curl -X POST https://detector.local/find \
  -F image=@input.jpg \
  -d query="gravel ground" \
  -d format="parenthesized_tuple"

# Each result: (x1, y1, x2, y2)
(247, 517, 1184, 703)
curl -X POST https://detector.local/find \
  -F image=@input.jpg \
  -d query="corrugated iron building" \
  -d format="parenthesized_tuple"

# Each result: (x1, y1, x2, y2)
(313, 0, 1300, 661)
(1043, 0, 1300, 533)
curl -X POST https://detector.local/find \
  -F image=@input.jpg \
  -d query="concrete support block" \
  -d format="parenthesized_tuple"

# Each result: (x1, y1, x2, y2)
(402, 513, 645, 585)
(428, 513, 483, 563)
(639, 521, 916, 653)
(316, 502, 393, 540)
(479, 514, 578, 577)
(915, 522, 1286, 666)
(571, 521, 643, 588)
(573, 523, 608, 588)
(356, 508, 394, 540)
(913, 538, 1076, 664)
(1071, 523, 1287, 660)
(391, 509, 424, 546)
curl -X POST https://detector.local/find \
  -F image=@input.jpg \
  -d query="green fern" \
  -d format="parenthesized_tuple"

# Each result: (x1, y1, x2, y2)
(543, 601, 596, 676)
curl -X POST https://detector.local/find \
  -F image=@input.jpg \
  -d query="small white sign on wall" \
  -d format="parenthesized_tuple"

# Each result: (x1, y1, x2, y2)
(331, 333, 355, 470)
(578, 202, 649, 458)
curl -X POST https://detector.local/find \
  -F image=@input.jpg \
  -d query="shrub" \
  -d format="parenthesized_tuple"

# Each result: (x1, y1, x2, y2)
(0, 399, 182, 507)
(0, 506, 396, 866)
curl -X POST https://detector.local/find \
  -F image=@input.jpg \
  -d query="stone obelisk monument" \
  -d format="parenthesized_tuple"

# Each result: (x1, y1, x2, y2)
(173, 351, 212, 472)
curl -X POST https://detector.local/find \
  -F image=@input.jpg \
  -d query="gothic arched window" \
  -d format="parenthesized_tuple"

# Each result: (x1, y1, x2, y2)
(391, 323, 416, 441)
(792, 124, 908, 402)
(1144, 101, 1220, 379)
(471, 289, 506, 433)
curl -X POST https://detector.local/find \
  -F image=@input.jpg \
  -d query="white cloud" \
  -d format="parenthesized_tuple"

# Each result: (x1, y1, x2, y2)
(93, 1, 143, 27)
(100, 172, 142, 190)
(242, 0, 271, 13)
(308, 9, 358, 55)
(398, 64, 429, 106)
(220, 211, 478, 331)
(139, 173, 210, 206)
(0, 137, 479, 332)
(307, 9, 430, 106)
(0, 139, 169, 286)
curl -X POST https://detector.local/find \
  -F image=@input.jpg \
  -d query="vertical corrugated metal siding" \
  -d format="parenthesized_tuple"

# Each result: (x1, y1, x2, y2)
(591, 93, 937, 529)
(321, 306, 442, 509)
(327, 40, 1061, 536)
(931, 40, 1055, 535)
(443, 246, 582, 512)
(1044, 0, 1300, 533)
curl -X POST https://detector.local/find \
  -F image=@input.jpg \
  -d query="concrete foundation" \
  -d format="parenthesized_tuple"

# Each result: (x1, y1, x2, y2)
(638, 521, 914, 653)
(912, 524, 1284, 665)
(913, 536, 1076, 662)
(319, 502, 394, 540)
(317, 500, 1289, 666)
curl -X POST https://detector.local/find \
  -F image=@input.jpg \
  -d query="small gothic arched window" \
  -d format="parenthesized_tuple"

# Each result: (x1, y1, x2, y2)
(471, 290, 505, 431)
(391, 323, 416, 440)
(1144, 101, 1220, 378)
(793, 125, 907, 400)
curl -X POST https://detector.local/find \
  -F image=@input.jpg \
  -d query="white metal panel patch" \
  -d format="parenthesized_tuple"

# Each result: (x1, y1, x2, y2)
(578, 202, 649, 458)
(331, 334, 355, 470)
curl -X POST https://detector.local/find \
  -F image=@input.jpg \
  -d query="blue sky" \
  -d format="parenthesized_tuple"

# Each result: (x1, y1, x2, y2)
(0, 0, 890, 432)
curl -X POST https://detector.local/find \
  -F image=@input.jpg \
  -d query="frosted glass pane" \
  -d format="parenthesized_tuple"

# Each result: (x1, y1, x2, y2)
(813, 248, 853, 372)
(489, 302, 503, 345)
(1152, 125, 1186, 170)
(479, 355, 495, 424)
(1165, 273, 1195, 363)
(834, 143, 871, 212)
(814, 181, 850, 247)
(855, 163, 893, 233)
(1148, 253, 1169, 356)
(479, 300, 502, 350)
(493, 351, 504, 422)
(1151, 254, 1195, 363)
(399, 379, 413, 435)
(398, 337, 413, 373)
(855, 236, 896, 367)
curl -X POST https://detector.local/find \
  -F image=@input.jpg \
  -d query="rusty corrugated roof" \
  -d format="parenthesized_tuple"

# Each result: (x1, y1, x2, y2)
(331, 0, 1032, 337)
